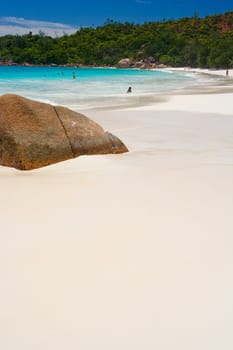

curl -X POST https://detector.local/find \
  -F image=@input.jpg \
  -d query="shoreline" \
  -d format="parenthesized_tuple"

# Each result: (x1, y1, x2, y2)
(98, 68, 233, 113)
(0, 61, 232, 74)
(1, 65, 233, 113)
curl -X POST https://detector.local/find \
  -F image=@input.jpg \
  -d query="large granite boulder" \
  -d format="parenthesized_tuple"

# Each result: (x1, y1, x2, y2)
(0, 94, 128, 170)
(117, 58, 134, 68)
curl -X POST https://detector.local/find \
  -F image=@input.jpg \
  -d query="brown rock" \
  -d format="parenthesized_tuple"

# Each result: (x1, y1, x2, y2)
(0, 94, 128, 170)
(117, 58, 134, 68)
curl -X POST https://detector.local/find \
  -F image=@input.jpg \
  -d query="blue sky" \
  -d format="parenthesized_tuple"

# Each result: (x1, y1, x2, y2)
(0, 0, 232, 36)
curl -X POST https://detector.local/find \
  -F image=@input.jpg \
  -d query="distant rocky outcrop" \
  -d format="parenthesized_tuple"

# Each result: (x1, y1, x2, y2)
(0, 94, 128, 170)
(117, 57, 168, 70)
(117, 58, 134, 68)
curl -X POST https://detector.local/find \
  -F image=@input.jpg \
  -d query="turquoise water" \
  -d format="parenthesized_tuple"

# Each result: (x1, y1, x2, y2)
(0, 66, 221, 110)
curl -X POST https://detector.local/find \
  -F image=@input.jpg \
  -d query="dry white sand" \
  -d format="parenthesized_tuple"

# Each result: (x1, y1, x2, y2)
(1, 84, 233, 349)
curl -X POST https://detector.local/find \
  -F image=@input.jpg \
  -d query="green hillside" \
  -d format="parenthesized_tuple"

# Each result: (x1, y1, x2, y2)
(0, 11, 232, 68)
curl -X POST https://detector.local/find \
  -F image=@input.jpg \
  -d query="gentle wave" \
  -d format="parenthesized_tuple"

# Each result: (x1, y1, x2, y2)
(0, 66, 229, 110)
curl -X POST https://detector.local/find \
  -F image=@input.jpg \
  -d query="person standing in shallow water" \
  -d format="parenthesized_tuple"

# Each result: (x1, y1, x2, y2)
(127, 86, 132, 93)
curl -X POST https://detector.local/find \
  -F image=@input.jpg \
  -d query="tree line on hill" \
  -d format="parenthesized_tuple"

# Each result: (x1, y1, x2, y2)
(0, 11, 232, 68)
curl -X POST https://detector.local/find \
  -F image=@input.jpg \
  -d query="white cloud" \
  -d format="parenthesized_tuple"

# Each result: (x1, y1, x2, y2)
(0, 17, 79, 37)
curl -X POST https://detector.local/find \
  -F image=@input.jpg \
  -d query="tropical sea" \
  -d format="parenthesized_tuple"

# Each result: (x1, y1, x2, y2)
(0, 65, 229, 110)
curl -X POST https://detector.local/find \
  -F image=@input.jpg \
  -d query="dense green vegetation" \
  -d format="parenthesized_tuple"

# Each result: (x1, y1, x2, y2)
(0, 11, 233, 68)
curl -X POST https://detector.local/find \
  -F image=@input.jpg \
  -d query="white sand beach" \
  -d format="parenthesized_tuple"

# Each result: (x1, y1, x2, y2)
(1, 72, 233, 349)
